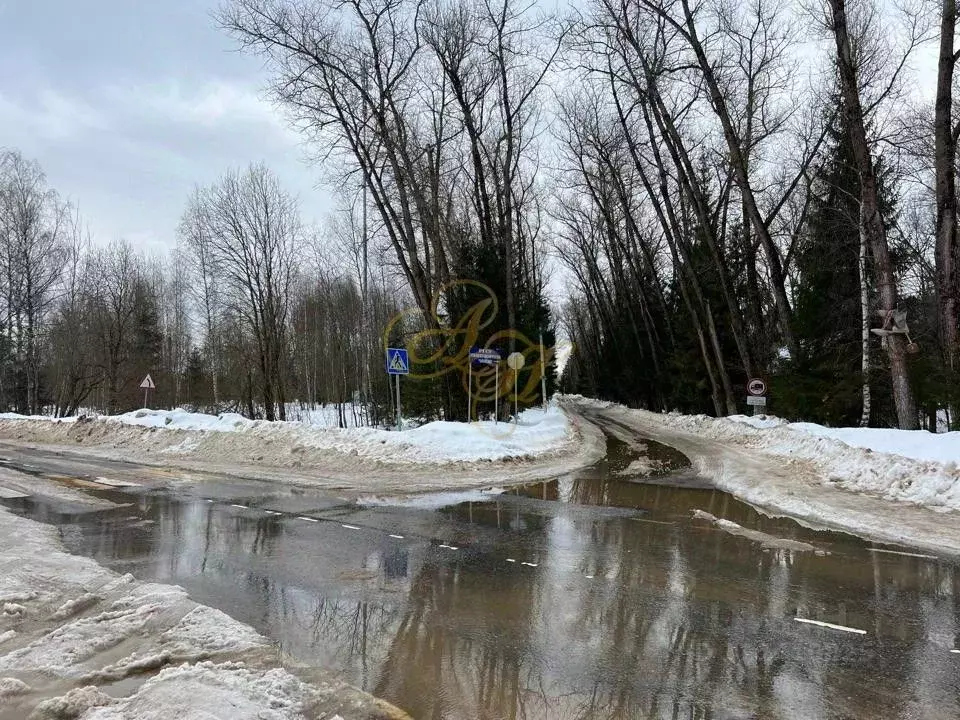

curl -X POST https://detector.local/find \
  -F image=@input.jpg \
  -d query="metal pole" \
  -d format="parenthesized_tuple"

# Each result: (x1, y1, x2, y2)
(143, 387, 148, 409)
(467, 361, 472, 422)
(494, 363, 499, 424)
(514, 370, 518, 424)
(539, 331, 547, 409)
(395, 374, 401, 428)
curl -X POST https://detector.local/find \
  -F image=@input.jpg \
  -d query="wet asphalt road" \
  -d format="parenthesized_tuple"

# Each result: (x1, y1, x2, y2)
(1, 433, 959, 720)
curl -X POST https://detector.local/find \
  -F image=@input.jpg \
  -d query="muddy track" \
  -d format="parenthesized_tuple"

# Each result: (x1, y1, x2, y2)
(567, 399, 960, 558)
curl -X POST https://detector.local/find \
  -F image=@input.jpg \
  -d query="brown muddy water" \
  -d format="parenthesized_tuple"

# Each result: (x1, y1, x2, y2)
(3, 435, 960, 720)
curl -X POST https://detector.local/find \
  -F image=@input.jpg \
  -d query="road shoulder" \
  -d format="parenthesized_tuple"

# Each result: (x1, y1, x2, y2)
(567, 399, 960, 557)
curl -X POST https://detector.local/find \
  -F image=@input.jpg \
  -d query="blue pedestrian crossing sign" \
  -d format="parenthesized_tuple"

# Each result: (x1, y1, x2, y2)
(386, 347, 409, 375)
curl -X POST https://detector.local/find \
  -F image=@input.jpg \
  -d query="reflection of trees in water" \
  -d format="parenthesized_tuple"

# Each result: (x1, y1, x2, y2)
(373, 551, 542, 719)
(304, 596, 398, 689)
(369, 498, 960, 719)
(50, 489, 960, 719)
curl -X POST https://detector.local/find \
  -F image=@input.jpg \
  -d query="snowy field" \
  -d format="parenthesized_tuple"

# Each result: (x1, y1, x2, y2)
(0, 507, 404, 720)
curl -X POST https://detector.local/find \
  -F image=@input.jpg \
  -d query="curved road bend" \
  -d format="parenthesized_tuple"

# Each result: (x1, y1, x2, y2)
(0, 414, 958, 720)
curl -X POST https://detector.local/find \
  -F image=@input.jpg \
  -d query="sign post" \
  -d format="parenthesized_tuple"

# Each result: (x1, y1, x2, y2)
(386, 348, 409, 428)
(469, 348, 502, 423)
(746, 377, 767, 416)
(139, 374, 155, 409)
(507, 352, 525, 423)
(539, 331, 547, 409)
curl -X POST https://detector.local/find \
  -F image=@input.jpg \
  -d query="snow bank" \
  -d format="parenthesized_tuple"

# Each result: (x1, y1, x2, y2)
(108, 405, 572, 463)
(729, 414, 960, 464)
(0, 506, 407, 719)
(0, 405, 574, 466)
(570, 396, 960, 514)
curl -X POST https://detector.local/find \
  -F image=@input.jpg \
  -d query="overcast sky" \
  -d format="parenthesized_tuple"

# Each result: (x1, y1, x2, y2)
(0, 0, 330, 255)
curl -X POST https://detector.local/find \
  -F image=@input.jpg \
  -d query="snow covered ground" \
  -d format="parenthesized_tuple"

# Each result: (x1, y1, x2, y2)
(682, 412, 960, 511)
(123, 406, 573, 463)
(0, 405, 573, 465)
(571, 397, 960, 512)
(564, 396, 960, 556)
(0, 507, 407, 720)
(0, 404, 603, 498)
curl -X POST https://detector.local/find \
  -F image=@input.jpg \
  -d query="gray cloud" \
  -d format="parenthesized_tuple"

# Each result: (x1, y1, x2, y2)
(0, 0, 331, 254)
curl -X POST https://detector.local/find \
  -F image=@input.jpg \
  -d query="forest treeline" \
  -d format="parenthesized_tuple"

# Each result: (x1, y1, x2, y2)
(3, 0, 959, 429)
(552, 0, 958, 431)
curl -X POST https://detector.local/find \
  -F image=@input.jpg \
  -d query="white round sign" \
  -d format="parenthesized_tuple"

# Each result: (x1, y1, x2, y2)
(507, 352, 525, 370)
(747, 378, 766, 396)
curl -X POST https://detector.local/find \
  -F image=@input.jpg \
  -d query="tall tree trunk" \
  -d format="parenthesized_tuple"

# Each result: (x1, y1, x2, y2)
(859, 206, 872, 427)
(935, 0, 959, 369)
(829, 0, 918, 429)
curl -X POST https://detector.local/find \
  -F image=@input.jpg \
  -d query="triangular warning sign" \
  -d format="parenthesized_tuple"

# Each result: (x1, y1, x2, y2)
(139, 374, 155, 389)
(388, 351, 408, 373)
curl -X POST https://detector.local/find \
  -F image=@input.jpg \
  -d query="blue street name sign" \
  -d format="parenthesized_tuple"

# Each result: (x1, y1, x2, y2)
(469, 348, 501, 365)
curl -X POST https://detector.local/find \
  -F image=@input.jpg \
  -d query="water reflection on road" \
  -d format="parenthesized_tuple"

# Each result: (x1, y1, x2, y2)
(6, 438, 960, 719)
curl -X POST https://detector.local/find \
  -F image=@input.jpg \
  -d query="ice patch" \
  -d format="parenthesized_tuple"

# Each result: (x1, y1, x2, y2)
(50, 593, 101, 621)
(692, 510, 817, 552)
(359, 486, 506, 509)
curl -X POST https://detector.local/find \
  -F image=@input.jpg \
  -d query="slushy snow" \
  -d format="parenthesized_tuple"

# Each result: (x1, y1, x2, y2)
(575, 399, 960, 512)
(0, 506, 405, 719)
(0, 405, 573, 464)
(564, 395, 960, 554)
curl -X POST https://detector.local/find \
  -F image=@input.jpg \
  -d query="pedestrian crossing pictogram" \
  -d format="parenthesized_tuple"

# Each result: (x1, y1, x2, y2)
(386, 348, 409, 375)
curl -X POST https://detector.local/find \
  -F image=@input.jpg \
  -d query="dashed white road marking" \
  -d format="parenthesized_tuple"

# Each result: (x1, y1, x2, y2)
(868, 548, 938, 560)
(231, 504, 248, 509)
(521, 562, 539, 568)
(265, 510, 281, 516)
(205, 499, 214, 503)
(341, 524, 360, 530)
(438, 544, 459, 550)
(388, 534, 404, 539)
(506, 558, 516, 563)
(950, 649, 960, 654)
(585, 574, 594, 579)
(298, 516, 318, 523)
(794, 617, 866, 635)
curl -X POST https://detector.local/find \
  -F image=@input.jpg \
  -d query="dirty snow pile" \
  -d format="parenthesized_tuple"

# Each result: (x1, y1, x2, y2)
(0, 506, 394, 719)
(0, 405, 574, 465)
(572, 396, 960, 513)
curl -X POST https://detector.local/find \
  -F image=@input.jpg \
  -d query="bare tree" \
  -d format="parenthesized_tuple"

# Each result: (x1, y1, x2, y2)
(934, 0, 959, 368)
(0, 150, 70, 413)
(179, 189, 223, 408)
(827, 0, 919, 428)
(181, 164, 301, 421)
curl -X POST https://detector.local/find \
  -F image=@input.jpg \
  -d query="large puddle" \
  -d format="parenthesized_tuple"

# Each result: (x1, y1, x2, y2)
(4, 435, 960, 719)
